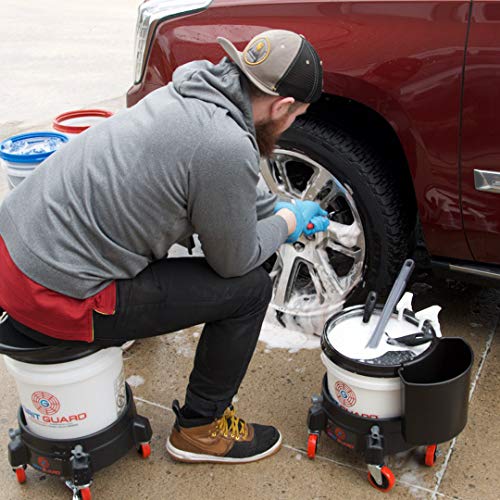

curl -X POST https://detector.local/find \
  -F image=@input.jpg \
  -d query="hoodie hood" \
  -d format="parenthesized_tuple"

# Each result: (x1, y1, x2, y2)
(172, 58, 256, 138)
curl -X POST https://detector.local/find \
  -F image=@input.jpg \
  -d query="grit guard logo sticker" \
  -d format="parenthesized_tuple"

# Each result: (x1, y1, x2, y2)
(38, 456, 50, 469)
(334, 381, 357, 408)
(31, 391, 60, 416)
(26, 391, 87, 427)
(334, 427, 346, 441)
(244, 37, 271, 66)
(35, 455, 61, 476)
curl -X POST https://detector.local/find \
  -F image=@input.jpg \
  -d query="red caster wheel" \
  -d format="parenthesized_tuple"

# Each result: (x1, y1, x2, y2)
(139, 442, 151, 459)
(307, 433, 319, 459)
(79, 487, 92, 500)
(425, 444, 438, 467)
(367, 465, 396, 492)
(14, 466, 26, 484)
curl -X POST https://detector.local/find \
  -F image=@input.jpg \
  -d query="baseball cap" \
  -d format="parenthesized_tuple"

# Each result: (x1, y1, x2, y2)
(217, 30, 323, 104)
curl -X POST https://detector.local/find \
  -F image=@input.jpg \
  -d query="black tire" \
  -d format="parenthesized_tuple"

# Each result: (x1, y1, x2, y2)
(277, 115, 416, 301)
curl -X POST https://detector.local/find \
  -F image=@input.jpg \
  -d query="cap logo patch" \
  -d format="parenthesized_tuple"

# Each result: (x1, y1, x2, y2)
(244, 37, 271, 66)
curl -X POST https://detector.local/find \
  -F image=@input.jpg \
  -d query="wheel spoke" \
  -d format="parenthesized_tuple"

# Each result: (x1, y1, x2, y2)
(275, 158, 294, 194)
(260, 159, 282, 195)
(273, 247, 299, 308)
(306, 263, 329, 304)
(302, 167, 335, 201)
(314, 249, 347, 296)
(326, 240, 362, 261)
(324, 241, 363, 291)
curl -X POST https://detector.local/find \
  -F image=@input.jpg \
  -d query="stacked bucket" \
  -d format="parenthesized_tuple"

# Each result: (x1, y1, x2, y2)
(0, 110, 113, 191)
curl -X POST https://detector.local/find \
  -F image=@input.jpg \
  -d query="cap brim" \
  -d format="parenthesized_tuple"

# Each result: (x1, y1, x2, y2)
(216, 37, 279, 97)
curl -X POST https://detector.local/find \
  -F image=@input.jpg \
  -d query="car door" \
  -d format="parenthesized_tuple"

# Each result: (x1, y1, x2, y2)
(461, 1, 500, 264)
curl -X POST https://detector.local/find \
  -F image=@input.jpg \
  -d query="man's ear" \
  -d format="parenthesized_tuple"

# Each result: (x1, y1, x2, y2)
(270, 97, 295, 120)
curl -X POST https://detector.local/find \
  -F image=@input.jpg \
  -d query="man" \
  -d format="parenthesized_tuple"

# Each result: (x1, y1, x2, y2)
(0, 30, 328, 463)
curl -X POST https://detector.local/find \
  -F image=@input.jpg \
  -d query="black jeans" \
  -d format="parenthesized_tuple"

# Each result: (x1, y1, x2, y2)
(14, 258, 273, 418)
(11, 257, 272, 417)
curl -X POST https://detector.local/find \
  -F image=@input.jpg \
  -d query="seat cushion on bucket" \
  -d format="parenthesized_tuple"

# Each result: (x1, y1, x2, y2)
(0, 317, 102, 364)
(0, 316, 48, 349)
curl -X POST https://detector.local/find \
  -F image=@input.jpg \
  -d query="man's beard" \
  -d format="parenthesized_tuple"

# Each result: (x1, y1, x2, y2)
(255, 115, 289, 159)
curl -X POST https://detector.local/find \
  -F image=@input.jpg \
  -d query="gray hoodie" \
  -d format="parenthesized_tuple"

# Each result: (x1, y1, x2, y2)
(0, 59, 288, 299)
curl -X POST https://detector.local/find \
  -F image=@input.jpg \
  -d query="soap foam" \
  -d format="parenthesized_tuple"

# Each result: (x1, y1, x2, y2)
(328, 220, 361, 248)
(326, 313, 431, 361)
(258, 289, 344, 352)
(259, 316, 320, 353)
(126, 375, 145, 387)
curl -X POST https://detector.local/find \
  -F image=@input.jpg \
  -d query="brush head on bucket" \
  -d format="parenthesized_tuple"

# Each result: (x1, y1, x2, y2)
(367, 350, 416, 366)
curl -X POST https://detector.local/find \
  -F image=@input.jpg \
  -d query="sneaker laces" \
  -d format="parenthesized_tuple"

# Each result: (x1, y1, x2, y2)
(212, 406, 248, 441)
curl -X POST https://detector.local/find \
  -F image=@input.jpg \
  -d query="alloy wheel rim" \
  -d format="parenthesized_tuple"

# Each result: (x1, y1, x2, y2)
(260, 149, 366, 328)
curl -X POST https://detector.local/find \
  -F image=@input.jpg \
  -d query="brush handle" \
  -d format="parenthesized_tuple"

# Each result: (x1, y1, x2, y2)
(362, 291, 378, 323)
(366, 259, 415, 348)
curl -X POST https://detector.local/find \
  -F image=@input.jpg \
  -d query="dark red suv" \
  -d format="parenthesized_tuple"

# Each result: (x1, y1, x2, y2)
(127, 0, 500, 333)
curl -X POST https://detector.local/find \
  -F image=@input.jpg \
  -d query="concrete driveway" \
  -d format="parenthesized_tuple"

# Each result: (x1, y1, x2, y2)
(0, 0, 138, 136)
(0, 2, 499, 499)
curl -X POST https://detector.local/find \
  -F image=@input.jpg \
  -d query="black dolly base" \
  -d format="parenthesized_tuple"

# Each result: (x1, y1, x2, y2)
(7, 383, 153, 499)
(307, 375, 439, 493)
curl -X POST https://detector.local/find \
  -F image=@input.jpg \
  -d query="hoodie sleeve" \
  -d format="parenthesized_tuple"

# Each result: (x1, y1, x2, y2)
(256, 185, 278, 220)
(188, 131, 288, 278)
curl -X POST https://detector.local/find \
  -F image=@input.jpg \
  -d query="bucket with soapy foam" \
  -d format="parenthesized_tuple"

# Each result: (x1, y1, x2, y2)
(322, 303, 473, 444)
(53, 109, 113, 139)
(0, 132, 68, 190)
(321, 305, 438, 419)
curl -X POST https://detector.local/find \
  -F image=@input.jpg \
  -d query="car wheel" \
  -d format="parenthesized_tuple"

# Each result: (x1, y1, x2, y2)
(260, 115, 415, 334)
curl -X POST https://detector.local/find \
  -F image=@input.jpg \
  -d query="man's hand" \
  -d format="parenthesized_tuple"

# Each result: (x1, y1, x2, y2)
(275, 207, 298, 238)
(293, 200, 328, 224)
(274, 199, 329, 242)
(304, 215, 330, 236)
(274, 201, 305, 242)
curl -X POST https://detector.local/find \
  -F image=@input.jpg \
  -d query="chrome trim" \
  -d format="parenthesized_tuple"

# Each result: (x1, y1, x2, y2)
(432, 260, 500, 281)
(474, 169, 500, 194)
(133, 0, 213, 84)
(448, 263, 500, 280)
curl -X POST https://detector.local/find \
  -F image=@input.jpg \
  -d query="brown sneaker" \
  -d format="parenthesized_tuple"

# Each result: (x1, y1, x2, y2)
(166, 401, 282, 464)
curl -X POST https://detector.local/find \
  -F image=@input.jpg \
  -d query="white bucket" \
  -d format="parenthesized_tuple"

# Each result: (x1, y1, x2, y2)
(53, 109, 113, 139)
(3, 347, 126, 439)
(4, 161, 38, 190)
(321, 352, 401, 419)
(321, 303, 436, 419)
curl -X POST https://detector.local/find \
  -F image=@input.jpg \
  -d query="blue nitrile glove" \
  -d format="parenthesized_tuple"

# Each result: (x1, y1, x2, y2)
(274, 201, 306, 243)
(304, 215, 330, 236)
(293, 200, 329, 223)
(274, 200, 328, 243)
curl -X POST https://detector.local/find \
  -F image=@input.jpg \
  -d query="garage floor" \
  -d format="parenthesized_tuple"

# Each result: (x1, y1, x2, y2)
(0, 116, 499, 500)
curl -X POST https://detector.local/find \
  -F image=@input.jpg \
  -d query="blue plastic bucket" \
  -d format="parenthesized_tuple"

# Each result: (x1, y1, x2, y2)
(0, 132, 68, 190)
